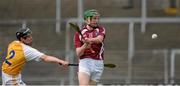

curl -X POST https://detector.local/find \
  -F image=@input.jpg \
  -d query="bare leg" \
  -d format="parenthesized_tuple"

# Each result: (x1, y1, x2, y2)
(78, 72, 90, 86)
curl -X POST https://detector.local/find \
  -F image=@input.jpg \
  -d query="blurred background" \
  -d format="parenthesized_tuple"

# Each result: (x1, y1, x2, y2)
(0, 0, 180, 85)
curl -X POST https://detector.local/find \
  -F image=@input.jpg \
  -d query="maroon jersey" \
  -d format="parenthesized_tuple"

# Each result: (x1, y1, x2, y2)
(74, 25, 105, 60)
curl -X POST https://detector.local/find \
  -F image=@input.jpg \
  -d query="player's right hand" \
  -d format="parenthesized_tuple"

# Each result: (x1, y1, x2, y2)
(61, 61, 69, 69)
(83, 39, 95, 53)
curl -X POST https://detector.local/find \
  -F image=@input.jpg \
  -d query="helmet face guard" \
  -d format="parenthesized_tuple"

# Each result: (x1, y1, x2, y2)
(16, 28, 32, 40)
(84, 9, 100, 20)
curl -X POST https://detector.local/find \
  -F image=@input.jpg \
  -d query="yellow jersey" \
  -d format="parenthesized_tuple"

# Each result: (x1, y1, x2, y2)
(2, 41, 44, 76)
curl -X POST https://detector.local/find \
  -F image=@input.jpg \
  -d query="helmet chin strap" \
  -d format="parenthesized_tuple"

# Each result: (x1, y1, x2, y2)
(88, 24, 98, 29)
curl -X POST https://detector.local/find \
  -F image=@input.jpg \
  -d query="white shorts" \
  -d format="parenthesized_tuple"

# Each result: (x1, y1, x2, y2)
(2, 71, 26, 86)
(78, 58, 104, 82)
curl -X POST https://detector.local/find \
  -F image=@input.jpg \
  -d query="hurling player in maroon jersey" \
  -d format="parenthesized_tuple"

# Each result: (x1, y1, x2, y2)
(74, 9, 106, 85)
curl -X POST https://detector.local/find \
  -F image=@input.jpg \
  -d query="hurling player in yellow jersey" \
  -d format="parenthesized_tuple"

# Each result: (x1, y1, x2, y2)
(1, 28, 69, 85)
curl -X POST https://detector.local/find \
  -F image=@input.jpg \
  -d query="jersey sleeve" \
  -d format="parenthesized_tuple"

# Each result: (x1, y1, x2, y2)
(99, 26, 106, 39)
(74, 32, 83, 48)
(22, 44, 45, 62)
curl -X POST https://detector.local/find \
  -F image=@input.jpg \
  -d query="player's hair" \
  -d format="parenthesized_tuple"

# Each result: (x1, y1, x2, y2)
(84, 9, 100, 20)
(16, 28, 32, 40)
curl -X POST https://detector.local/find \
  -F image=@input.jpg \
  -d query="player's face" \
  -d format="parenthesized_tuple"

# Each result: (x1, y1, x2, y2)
(88, 16, 99, 27)
(21, 34, 33, 46)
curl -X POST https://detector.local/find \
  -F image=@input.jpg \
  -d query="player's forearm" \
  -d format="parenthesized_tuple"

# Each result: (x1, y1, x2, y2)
(89, 35, 104, 44)
(41, 55, 65, 64)
(76, 43, 89, 57)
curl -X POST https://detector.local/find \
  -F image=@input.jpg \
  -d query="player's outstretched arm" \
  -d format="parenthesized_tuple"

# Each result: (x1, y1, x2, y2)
(41, 55, 69, 67)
